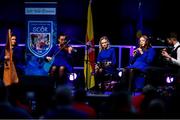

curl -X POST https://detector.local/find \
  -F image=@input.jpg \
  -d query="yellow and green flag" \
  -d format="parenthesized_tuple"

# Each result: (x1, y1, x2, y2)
(84, 0, 95, 89)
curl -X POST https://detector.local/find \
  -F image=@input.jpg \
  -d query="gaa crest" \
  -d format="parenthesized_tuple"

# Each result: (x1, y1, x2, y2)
(27, 21, 53, 57)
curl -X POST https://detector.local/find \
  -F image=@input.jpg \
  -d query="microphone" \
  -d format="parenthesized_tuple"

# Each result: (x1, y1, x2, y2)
(86, 41, 93, 48)
(133, 48, 138, 56)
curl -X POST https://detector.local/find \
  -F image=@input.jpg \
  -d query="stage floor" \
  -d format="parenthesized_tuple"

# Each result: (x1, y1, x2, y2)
(18, 75, 143, 98)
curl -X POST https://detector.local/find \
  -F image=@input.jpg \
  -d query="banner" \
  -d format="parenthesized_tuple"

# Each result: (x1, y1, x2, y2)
(84, 1, 95, 89)
(24, 2, 57, 76)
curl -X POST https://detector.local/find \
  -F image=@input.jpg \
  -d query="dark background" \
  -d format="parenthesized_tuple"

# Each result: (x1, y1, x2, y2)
(0, 0, 180, 45)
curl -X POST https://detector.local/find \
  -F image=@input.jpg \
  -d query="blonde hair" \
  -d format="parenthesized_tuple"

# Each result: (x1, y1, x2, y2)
(99, 36, 110, 52)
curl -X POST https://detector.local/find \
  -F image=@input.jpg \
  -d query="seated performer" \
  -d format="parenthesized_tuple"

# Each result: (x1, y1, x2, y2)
(0, 34, 25, 80)
(161, 32, 180, 77)
(94, 36, 116, 93)
(45, 34, 74, 86)
(122, 35, 156, 92)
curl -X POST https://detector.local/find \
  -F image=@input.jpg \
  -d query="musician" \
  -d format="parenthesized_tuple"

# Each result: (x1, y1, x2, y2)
(161, 32, 180, 75)
(122, 35, 156, 92)
(94, 36, 116, 93)
(0, 34, 25, 80)
(45, 34, 74, 85)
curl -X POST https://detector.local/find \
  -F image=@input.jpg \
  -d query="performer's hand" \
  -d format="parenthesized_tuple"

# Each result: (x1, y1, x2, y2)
(162, 48, 167, 52)
(137, 48, 143, 54)
(46, 56, 52, 61)
(133, 49, 137, 56)
(95, 64, 99, 72)
(133, 47, 143, 56)
(4, 56, 10, 60)
(99, 68, 103, 73)
(105, 61, 112, 67)
(161, 50, 171, 61)
(68, 46, 73, 54)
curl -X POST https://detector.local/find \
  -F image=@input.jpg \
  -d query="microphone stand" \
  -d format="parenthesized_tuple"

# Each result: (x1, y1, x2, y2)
(74, 40, 94, 92)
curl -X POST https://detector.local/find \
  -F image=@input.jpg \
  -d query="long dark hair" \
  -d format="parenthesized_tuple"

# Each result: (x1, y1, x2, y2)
(11, 34, 18, 47)
(139, 35, 152, 50)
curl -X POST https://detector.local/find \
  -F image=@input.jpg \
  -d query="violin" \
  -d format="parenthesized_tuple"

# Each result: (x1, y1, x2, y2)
(60, 44, 69, 51)
(59, 39, 70, 49)
(59, 40, 74, 54)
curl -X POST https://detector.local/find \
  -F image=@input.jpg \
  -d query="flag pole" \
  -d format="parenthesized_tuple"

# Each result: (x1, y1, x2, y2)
(84, 0, 95, 91)
(85, 0, 92, 91)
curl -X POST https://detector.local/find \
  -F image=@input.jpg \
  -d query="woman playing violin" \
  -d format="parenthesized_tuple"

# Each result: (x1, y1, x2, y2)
(45, 34, 74, 86)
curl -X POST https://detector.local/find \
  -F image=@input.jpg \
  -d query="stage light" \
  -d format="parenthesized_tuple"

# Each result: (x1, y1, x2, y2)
(166, 77, 170, 83)
(118, 71, 123, 77)
(69, 73, 77, 81)
(171, 77, 174, 82)
(166, 76, 174, 84)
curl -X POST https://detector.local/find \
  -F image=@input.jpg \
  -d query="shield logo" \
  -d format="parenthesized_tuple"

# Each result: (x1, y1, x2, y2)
(28, 33, 53, 57)
(27, 21, 53, 57)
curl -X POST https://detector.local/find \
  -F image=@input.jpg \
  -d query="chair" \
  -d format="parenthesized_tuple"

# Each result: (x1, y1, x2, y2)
(103, 72, 119, 91)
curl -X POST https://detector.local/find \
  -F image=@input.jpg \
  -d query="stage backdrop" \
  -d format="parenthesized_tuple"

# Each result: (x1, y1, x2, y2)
(24, 2, 57, 76)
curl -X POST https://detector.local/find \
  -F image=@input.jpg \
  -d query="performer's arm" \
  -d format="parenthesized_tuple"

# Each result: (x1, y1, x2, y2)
(0, 49, 5, 65)
(46, 57, 52, 62)
(67, 46, 73, 54)
(129, 48, 140, 65)
(111, 48, 116, 65)
(97, 51, 101, 63)
(44, 45, 55, 61)
(66, 46, 73, 60)
(170, 48, 180, 66)
(146, 48, 156, 64)
(95, 53, 101, 73)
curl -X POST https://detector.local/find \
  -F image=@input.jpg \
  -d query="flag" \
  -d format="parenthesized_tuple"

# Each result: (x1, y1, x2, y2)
(84, 0, 95, 89)
(136, 0, 143, 39)
(3, 29, 19, 86)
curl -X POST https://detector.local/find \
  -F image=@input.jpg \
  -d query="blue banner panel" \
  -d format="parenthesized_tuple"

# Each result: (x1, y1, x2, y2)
(24, 2, 57, 76)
